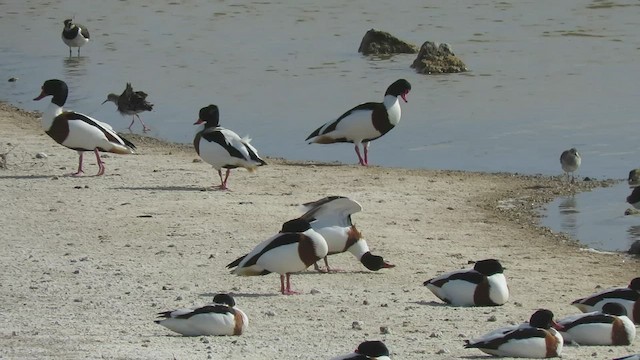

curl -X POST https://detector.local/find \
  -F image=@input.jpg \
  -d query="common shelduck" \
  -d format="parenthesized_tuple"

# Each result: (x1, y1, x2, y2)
(295, 196, 394, 272)
(330, 340, 391, 360)
(154, 293, 248, 336)
(557, 302, 635, 346)
(571, 277, 640, 324)
(193, 104, 266, 190)
(103, 83, 153, 132)
(226, 218, 328, 295)
(305, 79, 411, 166)
(464, 309, 564, 358)
(423, 259, 509, 306)
(560, 148, 581, 183)
(33, 79, 136, 176)
(61, 19, 90, 56)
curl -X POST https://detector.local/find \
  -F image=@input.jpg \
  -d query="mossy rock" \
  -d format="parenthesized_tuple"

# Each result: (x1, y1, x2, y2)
(411, 41, 468, 74)
(358, 29, 418, 55)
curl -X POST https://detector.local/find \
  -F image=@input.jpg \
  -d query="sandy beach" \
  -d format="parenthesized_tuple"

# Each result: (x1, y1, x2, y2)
(0, 102, 637, 359)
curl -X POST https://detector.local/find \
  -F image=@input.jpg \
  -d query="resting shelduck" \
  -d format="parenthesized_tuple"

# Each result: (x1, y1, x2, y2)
(226, 218, 328, 295)
(557, 302, 635, 346)
(103, 83, 153, 132)
(33, 79, 136, 176)
(330, 340, 391, 360)
(464, 309, 564, 358)
(305, 79, 411, 166)
(571, 277, 640, 324)
(61, 19, 90, 56)
(423, 259, 509, 306)
(193, 104, 266, 190)
(154, 293, 248, 336)
(295, 196, 394, 272)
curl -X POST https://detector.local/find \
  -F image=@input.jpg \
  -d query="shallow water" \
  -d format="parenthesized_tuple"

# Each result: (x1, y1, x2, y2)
(1, 0, 640, 251)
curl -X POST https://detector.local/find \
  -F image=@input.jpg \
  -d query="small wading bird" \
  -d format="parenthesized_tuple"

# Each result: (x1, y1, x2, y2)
(103, 83, 154, 132)
(306, 79, 411, 166)
(154, 293, 248, 336)
(193, 104, 266, 190)
(61, 19, 90, 56)
(34, 79, 136, 176)
(560, 147, 581, 183)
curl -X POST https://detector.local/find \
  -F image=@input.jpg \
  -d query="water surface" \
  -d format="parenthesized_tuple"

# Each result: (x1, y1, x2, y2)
(2, 0, 640, 251)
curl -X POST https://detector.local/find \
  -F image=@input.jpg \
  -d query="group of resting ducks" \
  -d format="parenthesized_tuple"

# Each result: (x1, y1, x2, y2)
(26, 19, 635, 359)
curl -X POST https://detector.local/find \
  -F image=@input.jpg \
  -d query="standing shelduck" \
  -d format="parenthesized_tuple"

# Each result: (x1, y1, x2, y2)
(305, 79, 411, 166)
(154, 293, 248, 336)
(571, 277, 640, 324)
(330, 340, 391, 360)
(423, 259, 509, 306)
(557, 302, 636, 346)
(296, 196, 394, 272)
(193, 104, 266, 190)
(226, 218, 328, 295)
(33, 79, 136, 176)
(61, 19, 90, 56)
(464, 309, 564, 358)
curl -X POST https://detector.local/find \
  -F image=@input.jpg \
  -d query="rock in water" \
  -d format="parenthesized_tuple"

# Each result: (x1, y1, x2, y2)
(358, 29, 418, 55)
(411, 41, 468, 74)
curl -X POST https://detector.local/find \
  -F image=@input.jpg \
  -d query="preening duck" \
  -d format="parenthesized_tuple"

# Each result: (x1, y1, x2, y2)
(464, 309, 564, 358)
(296, 196, 394, 272)
(423, 259, 509, 306)
(33, 79, 136, 176)
(571, 277, 640, 324)
(154, 293, 248, 336)
(306, 79, 411, 166)
(194, 105, 266, 190)
(226, 218, 328, 295)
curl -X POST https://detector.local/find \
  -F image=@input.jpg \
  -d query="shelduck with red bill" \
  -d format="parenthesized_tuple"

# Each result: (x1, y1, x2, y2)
(33, 79, 136, 176)
(306, 79, 411, 166)
(193, 104, 266, 190)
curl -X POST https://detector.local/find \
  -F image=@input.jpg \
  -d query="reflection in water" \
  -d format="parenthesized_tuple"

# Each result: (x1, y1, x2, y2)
(63, 56, 89, 78)
(558, 195, 578, 237)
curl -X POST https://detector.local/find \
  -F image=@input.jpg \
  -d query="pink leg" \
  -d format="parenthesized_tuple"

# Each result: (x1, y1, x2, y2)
(127, 117, 135, 130)
(314, 257, 342, 273)
(354, 145, 366, 166)
(363, 142, 370, 165)
(71, 152, 85, 176)
(221, 169, 231, 190)
(281, 273, 301, 295)
(94, 149, 105, 176)
(137, 114, 151, 132)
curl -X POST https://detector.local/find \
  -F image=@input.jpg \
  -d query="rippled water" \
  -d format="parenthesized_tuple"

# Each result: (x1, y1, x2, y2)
(2, 0, 640, 251)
